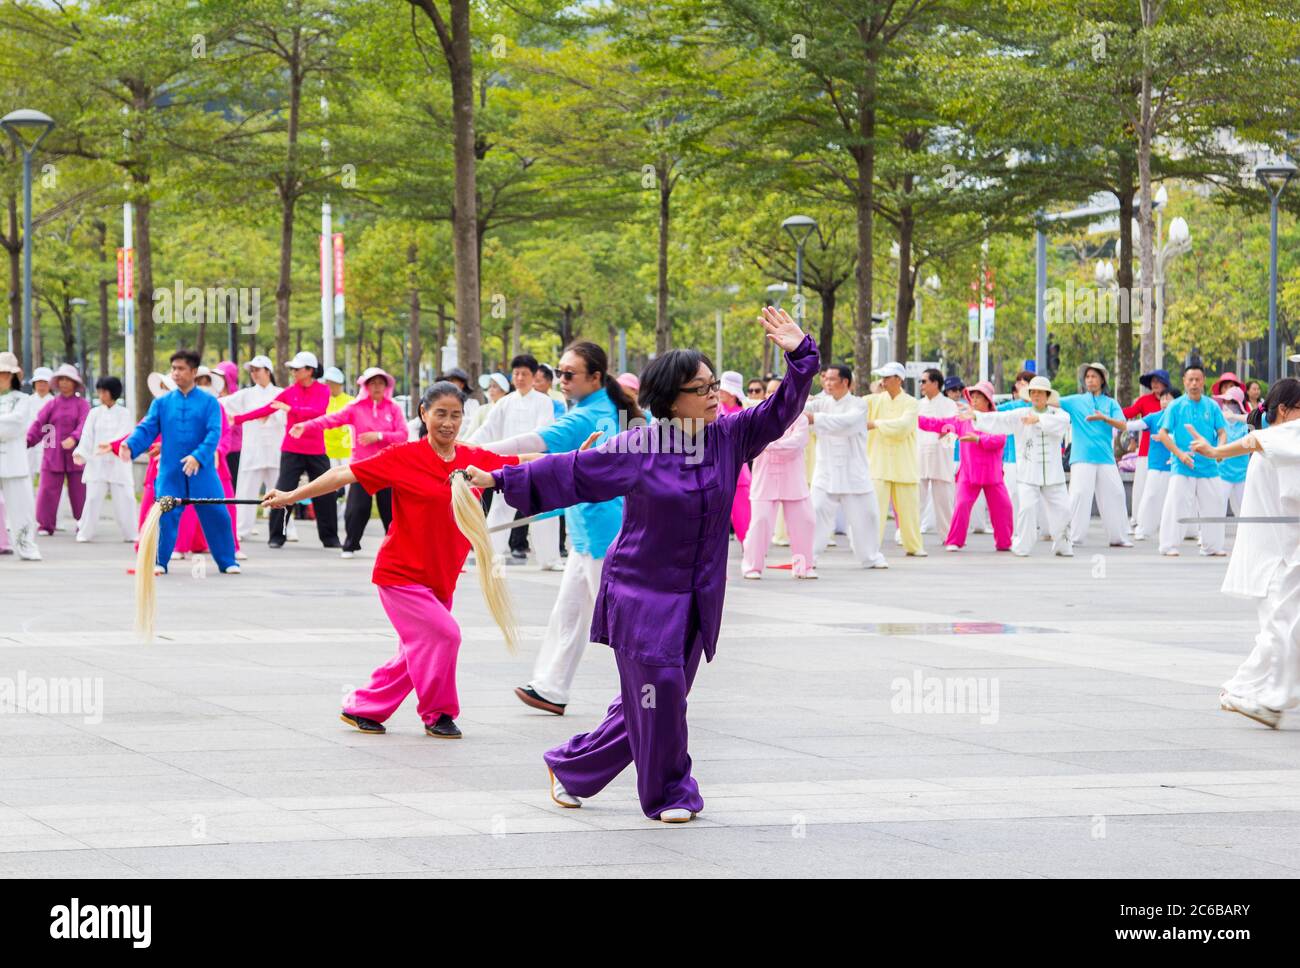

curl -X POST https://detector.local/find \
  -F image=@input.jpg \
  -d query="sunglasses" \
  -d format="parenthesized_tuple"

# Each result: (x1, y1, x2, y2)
(556, 369, 587, 381)
(746, 386, 765, 395)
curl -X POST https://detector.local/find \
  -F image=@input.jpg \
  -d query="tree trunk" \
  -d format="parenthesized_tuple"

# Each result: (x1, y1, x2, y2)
(408, 242, 422, 411)
(5, 193, 19, 366)
(95, 220, 110, 380)
(274, 37, 303, 387)
(1136, 1, 1158, 378)
(133, 193, 154, 415)
(893, 203, 915, 365)
(852, 50, 878, 380)
(819, 287, 836, 362)
(448, 0, 482, 386)
(656, 164, 671, 354)
(435, 303, 446, 357)
(1115, 158, 1136, 404)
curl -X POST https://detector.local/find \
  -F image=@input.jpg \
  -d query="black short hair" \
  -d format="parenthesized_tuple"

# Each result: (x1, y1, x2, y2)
(922, 367, 943, 386)
(1183, 363, 1204, 376)
(823, 364, 853, 386)
(95, 376, 123, 400)
(639, 349, 714, 419)
(537, 364, 554, 381)
(510, 354, 539, 373)
(420, 380, 467, 411)
(170, 349, 200, 370)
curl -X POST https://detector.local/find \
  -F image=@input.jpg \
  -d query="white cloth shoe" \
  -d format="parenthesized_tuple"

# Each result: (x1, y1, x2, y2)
(1220, 691, 1281, 729)
(659, 808, 695, 823)
(548, 767, 581, 808)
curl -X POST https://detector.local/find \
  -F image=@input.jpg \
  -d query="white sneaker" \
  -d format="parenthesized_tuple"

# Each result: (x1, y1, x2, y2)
(543, 560, 567, 572)
(15, 535, 40, 561)
(1013, 550, 1030, 557)
(868, 559, 889, 570)
(75, 535, 89, 543)
(795, 568, 818, 580)
(1111, 540, 1134, 548)
(1162, 549, 1180, 557)
(548, 767, 581, 808)
(1055, 547, 1075, 558)
(659, 808, 695, 823)
(945, 544, 961, 552)
(224, 565, 241, 575)
(906, 550, 928, 558)
(340, 550, 355, 559)
(826, 538, 838, 547)
(742, 570, 762, 580)
(1219, 691, 1282, 729)
(235, 549, 248, 560)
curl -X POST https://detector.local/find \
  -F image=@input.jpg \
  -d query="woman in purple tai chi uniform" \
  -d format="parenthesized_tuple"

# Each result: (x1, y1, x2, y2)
(466, 307, 817, 823)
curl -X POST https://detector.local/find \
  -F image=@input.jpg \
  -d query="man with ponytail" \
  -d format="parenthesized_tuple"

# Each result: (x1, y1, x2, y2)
(261, 381, 523, 740)
(466, 307, 816, 823)
(476, 340, 641, 716)
(1189, 379, 1300, 729)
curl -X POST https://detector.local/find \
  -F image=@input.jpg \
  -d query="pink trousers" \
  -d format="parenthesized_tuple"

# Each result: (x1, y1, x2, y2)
(743, 497, 815, 575)
(730, 479, 751, 543)
(346, 583, 462, 725)
(946, 479, 1013, 550)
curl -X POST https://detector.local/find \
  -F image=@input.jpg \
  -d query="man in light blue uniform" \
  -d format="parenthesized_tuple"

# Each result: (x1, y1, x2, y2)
(118, 349, 239, 574)
(1155, 363, 1227, 556)
(1059, 362, 1131, 547)
(478, 341, 633, 715)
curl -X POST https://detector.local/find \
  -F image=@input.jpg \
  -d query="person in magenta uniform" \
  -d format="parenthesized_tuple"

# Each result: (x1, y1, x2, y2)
(232, 350, 339, 548)
(115, 350, 240, 574)
(293, 366, 408, 556)
(25, 363, 91, 535)
(467, 307, 816, 824)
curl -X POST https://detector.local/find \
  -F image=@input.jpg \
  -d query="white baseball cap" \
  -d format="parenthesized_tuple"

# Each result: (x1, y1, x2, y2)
(245, 354, 273, 371)
(479, 372, 510, 393)
(323, 366, 345, 385)
(872, 361, 907, 380)
(288, 351, 319, 370)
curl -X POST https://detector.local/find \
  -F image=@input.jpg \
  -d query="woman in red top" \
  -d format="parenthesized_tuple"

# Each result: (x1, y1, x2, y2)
(262, 381, 519, 739)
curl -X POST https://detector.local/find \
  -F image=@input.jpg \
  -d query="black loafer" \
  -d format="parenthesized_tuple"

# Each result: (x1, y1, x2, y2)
(425, 713, 462, 739)
(268, 539, 285, 549)
(514, 686, 566, 715)
(340, 711, 386, 734)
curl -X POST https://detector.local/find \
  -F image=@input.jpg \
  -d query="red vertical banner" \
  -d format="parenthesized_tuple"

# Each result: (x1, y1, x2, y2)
(116, 249, 125, 300)
(332, 233, 344, 297)
(123, 249, 134, 299)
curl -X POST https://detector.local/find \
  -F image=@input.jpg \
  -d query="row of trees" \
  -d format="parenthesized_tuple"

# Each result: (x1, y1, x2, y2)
(3, 0, 1299, 415)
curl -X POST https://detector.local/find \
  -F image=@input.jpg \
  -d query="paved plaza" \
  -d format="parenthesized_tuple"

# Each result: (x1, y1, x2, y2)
(1, 510, 1298, 879)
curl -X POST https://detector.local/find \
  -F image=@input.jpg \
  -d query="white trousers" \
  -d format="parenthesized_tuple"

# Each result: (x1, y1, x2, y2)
(1133, 468, 1168, 540)
(529, 551, 605, 705)
(1, 474, 35, 536)
(77, 480, 138, 541)
(1012, 482, 1072, 556)
(1222, 479, 1245, 516)
(235, 464, 279, 535)
(1067, 462, 1129, 545)
(1130, 455, 1149, 526)
(1159, 473, 1225, 554)
(1223, 565, 1300, 711)
(919, 477, 954, 538)
(488, 495, 561, 568)
(812, 487, 885, 567)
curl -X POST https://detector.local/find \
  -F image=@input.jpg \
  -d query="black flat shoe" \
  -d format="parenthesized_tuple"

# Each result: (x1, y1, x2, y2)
(514, 686, 566, 716)
(340, 711, 385, 734)
(268, 538, 285, 549)
(425, 713, 462, 739)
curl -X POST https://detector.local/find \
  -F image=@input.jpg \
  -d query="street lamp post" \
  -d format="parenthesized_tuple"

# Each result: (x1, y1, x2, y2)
(764, 282, 788, 375)
(1153, 215, 1191, 373)
(1257, 162, 1296, 383)
(1, 109, 55, 376)
(782, 215, 818, 330)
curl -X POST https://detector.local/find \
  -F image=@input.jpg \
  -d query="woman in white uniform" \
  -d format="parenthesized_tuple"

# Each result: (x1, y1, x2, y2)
(73, 376, 138, 542)
(1190, 378, 1300, 728)
(220, 355, 287, 537)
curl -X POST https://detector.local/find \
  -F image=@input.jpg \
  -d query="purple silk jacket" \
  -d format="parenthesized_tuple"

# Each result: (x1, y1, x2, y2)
(493, 334, 819, 667)
(26, 393, 90, 474)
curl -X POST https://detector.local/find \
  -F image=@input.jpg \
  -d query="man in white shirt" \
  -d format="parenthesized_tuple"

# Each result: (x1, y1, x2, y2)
(221, 355, 287, 536)
(469, 354, 557, 566)
(804, 363, 888, 569)
(73, 376, 138, 542)
(916, 367, 957, 538)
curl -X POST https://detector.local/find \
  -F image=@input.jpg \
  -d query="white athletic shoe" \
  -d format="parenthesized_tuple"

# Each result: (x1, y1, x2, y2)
(15, 531, 40, 561)
(795, 567, 818, 580)
(1162, 549, 1180, 557)
(543, 560, 567, 572)
(223, 565, 241, 575)
(75, 535, 89, 543)
(1055, 547, 1075, 558)
(1013, 549, 1030, 557)
(868, 559, 890, 570)
(548, 767, 581, 808)
(1220, 691, 1282, 729)
(906, 550, 929, 558)
(945, 544, 961, 552)
(152, 565, 166, 576)
(659, 808, 695, 823)
(340, 551, 355, 559)
(1110, 540, 1134, 548)
(742, 570, 762, 580)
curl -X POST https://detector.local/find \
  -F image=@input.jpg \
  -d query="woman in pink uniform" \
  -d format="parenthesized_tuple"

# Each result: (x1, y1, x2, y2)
(742, 377, 815, 579)
(917, 380, 1012, 551)
(718, 371, 751, 543)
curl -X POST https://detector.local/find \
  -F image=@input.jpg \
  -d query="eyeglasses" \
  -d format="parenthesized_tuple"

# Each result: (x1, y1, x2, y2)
(557, 369, 587, 381)
(680, 379, 721, 397)
(746, 386, 765, 395)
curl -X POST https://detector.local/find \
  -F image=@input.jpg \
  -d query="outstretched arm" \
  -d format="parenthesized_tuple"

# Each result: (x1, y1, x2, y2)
(262, 464, 357, 507)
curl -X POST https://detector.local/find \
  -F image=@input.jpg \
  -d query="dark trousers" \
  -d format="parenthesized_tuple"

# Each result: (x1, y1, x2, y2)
(268, 451, 338, 546)
(343, 481, 392, 551)
(509, 511, 530, 556)
(225, 450, 241, 490)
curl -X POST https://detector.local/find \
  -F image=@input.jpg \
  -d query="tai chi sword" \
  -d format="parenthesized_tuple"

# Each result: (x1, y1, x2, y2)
(157, 495, 549, 532)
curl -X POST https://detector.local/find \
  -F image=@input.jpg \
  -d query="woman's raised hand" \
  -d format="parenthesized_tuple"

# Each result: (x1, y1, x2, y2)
(758, 306, 805, 353)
